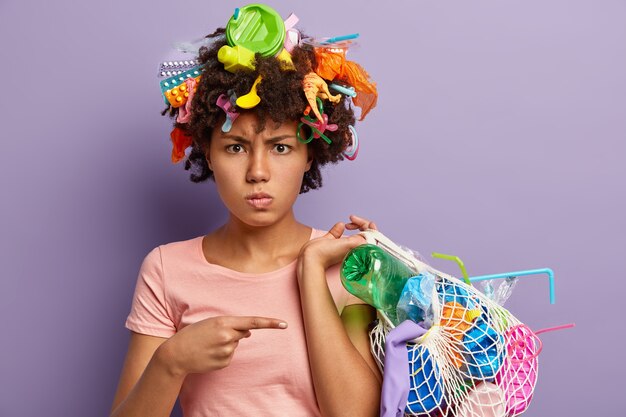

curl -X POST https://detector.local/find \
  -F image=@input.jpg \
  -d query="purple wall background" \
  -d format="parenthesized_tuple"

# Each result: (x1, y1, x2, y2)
(1, 0, 624, 416)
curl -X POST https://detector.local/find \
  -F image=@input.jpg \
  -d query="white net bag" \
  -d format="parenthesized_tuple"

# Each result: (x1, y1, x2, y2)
(351, 231, 541, 417)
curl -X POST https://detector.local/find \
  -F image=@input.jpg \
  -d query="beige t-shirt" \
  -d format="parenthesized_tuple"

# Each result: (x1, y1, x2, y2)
(125, 228, 364, 417)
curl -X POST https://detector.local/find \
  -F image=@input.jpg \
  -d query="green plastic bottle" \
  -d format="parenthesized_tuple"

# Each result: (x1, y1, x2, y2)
(340, 244, 417, 325)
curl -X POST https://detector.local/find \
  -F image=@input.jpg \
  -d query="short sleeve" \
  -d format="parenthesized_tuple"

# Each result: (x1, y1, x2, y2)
(125, 247, 177, 337)
(324, 261, 368, 313)
(345, 291, 366, 307)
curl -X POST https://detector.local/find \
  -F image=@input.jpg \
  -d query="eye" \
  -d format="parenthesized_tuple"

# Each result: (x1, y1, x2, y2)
(226, 144, 245, 153)
(273, 143, 292, 154)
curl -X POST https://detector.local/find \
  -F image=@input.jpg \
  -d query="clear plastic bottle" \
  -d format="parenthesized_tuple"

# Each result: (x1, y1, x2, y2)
(341, 244, 417, 324)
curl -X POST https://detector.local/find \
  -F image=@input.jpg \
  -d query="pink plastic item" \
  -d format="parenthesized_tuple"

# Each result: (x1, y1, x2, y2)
(495, 324, 540, 416)
(216, 93, 240, 132)
(299, 113, 338, 138)
(455, 382, 506, 417)
(283, 13, 300, 53)
(176, 78, 198, 124)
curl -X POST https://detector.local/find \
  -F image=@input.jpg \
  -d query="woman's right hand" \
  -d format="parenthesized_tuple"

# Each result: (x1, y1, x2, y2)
(155, 316, 288, 376)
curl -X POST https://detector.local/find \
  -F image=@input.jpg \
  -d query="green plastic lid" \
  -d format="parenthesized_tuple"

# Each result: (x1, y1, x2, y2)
(225, 4, 285, 57)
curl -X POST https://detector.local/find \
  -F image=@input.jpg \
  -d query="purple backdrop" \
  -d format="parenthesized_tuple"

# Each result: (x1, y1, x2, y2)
(1, 0, 624, 416)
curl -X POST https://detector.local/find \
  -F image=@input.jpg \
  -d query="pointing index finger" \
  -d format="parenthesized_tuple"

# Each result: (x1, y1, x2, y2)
(229, 316, 288, 331)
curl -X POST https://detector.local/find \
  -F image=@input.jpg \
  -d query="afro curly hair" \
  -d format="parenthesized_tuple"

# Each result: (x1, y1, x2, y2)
(163, 28, 357, 194)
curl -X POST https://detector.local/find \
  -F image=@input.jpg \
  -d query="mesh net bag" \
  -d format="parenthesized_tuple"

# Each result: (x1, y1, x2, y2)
(356, 231, 540, 417)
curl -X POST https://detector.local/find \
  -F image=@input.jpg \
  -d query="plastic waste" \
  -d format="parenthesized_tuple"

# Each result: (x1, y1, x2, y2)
(341, 244, 416, 325)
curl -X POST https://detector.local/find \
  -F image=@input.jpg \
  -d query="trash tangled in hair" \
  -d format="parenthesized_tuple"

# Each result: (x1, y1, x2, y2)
(163, 28, 357, 194)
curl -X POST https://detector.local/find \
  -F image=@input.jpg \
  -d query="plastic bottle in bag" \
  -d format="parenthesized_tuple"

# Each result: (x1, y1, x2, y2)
(341, 244, 416, 325)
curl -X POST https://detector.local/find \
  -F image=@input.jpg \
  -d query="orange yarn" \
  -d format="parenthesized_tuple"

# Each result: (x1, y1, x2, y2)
(313, 48, 378, 121)
(170, 127, 193, 163)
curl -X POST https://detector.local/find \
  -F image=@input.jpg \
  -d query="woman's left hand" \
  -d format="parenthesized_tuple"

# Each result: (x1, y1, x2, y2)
(297, 215, 378, 275)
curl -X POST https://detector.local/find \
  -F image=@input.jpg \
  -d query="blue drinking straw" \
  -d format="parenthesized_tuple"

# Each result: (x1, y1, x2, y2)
(469, 268, 556, 304)
(321, 33, 360, 44)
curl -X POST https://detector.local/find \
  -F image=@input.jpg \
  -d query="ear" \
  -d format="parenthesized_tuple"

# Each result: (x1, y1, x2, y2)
(305, 152, 313, 172)
(205, 150, 213, 171)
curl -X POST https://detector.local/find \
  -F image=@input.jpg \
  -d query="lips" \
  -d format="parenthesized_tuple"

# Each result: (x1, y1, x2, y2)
(245, 192, 273, 209)
(246, 192, 272, 200)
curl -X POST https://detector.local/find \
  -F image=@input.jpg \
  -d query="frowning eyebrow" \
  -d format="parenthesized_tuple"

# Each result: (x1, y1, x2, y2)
(219, 134, 297, 144)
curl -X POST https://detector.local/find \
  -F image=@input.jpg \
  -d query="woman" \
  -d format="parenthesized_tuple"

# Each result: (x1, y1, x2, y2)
(110, 6, 381, 416)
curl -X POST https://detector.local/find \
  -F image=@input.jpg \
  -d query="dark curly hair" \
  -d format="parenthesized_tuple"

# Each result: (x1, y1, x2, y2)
(163, 28, 357, 193)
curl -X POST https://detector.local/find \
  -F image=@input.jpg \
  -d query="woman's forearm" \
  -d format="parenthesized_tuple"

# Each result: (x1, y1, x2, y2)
(299, 261, 381, 417)
(110, 346, 186, 417)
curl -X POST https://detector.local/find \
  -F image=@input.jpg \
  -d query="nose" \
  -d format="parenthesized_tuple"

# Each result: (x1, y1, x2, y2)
(246, 151, 270, 183)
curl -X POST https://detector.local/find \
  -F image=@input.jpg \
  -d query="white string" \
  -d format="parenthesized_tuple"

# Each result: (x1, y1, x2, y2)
(363, 230, 539, 416)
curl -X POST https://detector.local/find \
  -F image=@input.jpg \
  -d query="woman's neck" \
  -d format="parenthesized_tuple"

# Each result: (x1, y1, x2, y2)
(214, 212, 311, 262)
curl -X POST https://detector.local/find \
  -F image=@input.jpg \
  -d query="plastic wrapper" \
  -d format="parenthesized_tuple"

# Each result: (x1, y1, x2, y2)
(396, 271, 435, 328)
(480, 277, 519, 306)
